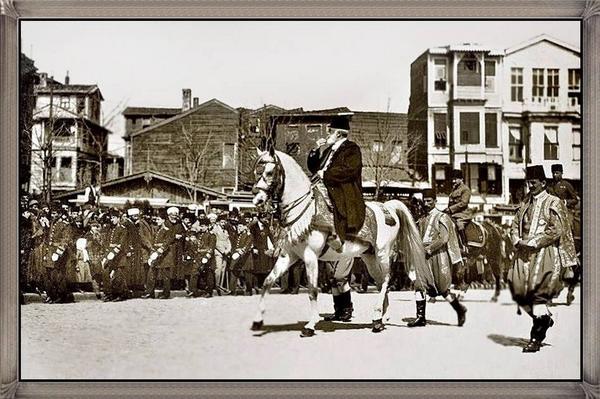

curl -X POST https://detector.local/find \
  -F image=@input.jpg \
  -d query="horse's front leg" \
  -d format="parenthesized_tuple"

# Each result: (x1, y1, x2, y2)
(300, 247, 320, 337)
(251, 252, 295, 331)
(362, 252, 390, 333)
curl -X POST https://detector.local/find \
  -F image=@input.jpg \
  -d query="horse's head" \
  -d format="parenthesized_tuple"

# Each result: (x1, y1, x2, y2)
(252, 148, 285, 211)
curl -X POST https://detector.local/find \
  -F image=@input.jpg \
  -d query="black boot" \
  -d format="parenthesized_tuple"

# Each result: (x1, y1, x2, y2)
(337, 290, 353, 322)
(449, 295, 467, 327)
(523, 315, 554, 353)
(407, 300, 426, 327)
(324, 294, 341, 321)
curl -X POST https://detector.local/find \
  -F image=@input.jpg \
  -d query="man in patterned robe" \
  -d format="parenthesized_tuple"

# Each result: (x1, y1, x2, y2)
(408, 189, 467, 327)
(507, 165, 578, 353)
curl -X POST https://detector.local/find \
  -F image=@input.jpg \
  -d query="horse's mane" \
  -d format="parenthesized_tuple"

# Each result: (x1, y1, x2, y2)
(273, 150, 314, 246)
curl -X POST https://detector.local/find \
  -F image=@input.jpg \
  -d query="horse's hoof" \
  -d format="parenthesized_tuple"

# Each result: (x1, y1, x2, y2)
(490, 296, 498, 303)
(372, 319, 385, 333)
(300, 327, 315, 337)
(251, 321, 264, 331)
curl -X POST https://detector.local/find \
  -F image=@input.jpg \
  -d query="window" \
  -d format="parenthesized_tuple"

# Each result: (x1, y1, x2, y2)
(390, 141, 402, 164)
(532, 68, 545, 101)
(461, 163, 480, 194)
(433, 164, 452, 194)
(457, 54, 481, 86)
(433, 113, 447, 147)
(511, 68, 523, 102)
(547, 69, 559, 99)
(484, 61, 496, 92)
(544, 126, 559, 160)
(422, 64, 427, 94)
(306, 124, 322, 136)
(59, 96, 69, 109)
(569, 69, 581, 90)
(459, 112, 480, 145)
(372, 140, 384, 152)
(460, 162, 502, 195)
(222, 143, 235, 169)
(509, 126, 523, 162)
(76, 97, 85, 114)
(54, 156, 73, 183)
(485, 113, 498, 148)
(572, 125, 581, 161)
(434, 59, 447, 91)
(568, 69, 581, 106)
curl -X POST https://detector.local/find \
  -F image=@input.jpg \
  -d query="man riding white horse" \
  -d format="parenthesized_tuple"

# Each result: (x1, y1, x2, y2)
(306, 115, 365, 322)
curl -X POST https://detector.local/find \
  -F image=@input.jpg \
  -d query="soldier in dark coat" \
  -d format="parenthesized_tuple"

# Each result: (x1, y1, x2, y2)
(547, 164, 579, 211)
(189, 217, 217, 297)
(101, 211, 134, 302)
(133, 208, 154, 294)
(444, 169, 472, 251)
(228, 215, 253, 295)
(248, 214, 276, 292)
(143, 207, 184, 299)
(44, 206, 74, 303)
(307, 115, 366, 250)
(181, 211, 198, 294)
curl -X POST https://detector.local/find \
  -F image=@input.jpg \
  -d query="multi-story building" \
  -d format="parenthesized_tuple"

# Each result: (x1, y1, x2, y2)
(20, 54, 38, 193)
(29, 72, 113, 196)
(408, 34, 580, 209)
(408, 43, 505, 210)
(126, 89, 240, 197)
(502, 34, 580, 203)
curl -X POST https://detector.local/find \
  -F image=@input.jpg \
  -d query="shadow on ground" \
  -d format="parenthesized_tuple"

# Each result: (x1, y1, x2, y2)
(487, 334, 550, 349)
(401, 317, 452, 327)
(252, 320, 375, 337)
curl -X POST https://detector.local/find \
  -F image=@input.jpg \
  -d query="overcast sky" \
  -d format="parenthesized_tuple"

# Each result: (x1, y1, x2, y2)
(21, 20, 580, 154)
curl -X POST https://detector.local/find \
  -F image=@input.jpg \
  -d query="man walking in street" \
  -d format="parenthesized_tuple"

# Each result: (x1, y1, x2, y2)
(507, 165, 578, 353)
(408, 189, 467, 327)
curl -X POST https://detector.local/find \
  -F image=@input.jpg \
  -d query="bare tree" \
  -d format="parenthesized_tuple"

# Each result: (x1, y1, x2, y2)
(353, 105, 424, 200)
(176, 119, 220, 202)
(78, 99, 127, 189)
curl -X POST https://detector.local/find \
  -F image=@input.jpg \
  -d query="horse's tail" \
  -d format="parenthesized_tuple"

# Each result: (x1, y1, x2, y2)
(385, 200, 436, 295)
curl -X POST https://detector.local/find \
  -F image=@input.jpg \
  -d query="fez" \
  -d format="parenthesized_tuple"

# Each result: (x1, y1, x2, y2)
(551, 164, 563, 173)
(526, 165, 547, 181)
(451, 169, 464, 179)
(422, 188, 436, 200)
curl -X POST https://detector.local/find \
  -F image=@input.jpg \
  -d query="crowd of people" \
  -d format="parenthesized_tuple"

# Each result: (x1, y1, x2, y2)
(20, 198, 411, 304)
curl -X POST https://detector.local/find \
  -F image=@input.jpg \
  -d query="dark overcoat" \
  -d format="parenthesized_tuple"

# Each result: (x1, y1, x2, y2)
(307, 140, 366, 240)
(248, 221, 275, 275)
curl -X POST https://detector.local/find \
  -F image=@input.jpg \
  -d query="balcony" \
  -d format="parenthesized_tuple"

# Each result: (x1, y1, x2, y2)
(521, 97, 580, 114)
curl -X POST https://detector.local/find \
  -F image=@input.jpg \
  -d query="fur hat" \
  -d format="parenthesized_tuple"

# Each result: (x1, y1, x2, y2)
(328, 115, 351, 131)
(551, 164, 563, 173)
(451, 169, 464, 180)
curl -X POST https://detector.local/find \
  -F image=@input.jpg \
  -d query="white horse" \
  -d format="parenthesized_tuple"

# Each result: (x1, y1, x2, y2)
(250, 149, 429, 337)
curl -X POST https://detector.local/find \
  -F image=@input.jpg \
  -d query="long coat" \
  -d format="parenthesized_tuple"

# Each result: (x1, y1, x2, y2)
(152, 220, 184, 269)
(46, 218, 73, 271)
(418, 208, 462, 296)
(248, 221, 275, 275)
(507, 191, 578, 307)
(307, 140, 366, 240)
(195, 231, 217, 271)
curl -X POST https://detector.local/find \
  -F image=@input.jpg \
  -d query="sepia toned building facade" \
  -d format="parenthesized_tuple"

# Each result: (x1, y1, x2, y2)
(408, 34, 580, 210)
(28, 72, 115, 196)
(502, 34, 581, 203)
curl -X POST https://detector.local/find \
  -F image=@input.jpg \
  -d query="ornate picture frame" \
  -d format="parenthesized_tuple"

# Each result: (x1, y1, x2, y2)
(1, 0, 598, 397)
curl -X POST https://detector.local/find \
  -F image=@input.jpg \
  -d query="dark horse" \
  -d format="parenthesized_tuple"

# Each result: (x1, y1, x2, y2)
(452, 220, 508, 301)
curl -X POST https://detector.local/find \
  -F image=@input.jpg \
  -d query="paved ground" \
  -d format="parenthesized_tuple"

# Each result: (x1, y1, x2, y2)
(20, 287, 581, 380)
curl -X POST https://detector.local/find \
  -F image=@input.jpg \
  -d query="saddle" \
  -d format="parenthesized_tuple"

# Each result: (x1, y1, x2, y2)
(464, 221, 487, 248)
(310, 184, 378, 248)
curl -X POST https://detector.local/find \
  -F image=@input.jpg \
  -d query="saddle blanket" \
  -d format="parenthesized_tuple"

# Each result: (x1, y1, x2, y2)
(310, 186, 376, 248)
(465, 221, 486, 248)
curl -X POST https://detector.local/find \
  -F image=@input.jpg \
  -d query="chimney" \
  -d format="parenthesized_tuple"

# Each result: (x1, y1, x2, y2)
(65, 71, 70, 85)
(193, 97, 199, 108)
(182, 88, 192, 111)
(39, 72, 48, 88)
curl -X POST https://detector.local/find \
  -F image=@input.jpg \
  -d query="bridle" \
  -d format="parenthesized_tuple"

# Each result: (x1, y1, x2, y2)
(252, 152, 314, 228)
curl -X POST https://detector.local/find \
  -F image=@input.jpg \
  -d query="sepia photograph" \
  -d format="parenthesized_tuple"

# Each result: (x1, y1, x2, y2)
(16, 18, 583, 382)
